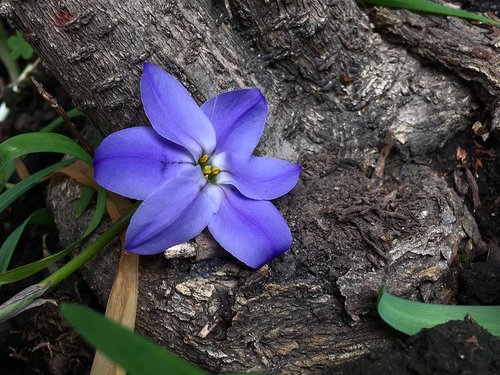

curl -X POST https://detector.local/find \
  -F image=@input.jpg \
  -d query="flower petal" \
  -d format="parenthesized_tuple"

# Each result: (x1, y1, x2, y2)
(201, 88, 267, 155)
(141, 62, 216, 159)
(208, 188, 292, 268)
(213, 152, 301, 200)
(94, 126, 195, 200)
(125, 168, 222, 255)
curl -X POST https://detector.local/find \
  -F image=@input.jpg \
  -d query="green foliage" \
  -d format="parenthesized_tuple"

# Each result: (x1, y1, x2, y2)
(62, 303, 209, 375)
(62, 303, 263, 375)
(0, 192, 107, 286)
(0, 283, 51, 323)
(0, 238, 83, 286)
(377, 287, 500, 336)
(0, 158, 77, 215)
(82, 187, 107, 237)
(363, 0, 500, 26)
(7, 31, 34, 61)
(75, 186, 96, 219)
(0, 207, 136, 322)
(42, 204, 137, 288)
(0, 160, 15, 192)
(0, 209, 55, 278)
(0, 132, 93, 170)
(0, 20, 20, 81)
(40, 108, 84, 133)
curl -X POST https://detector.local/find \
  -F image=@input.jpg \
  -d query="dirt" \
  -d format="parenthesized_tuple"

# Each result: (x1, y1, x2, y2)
(330, 318, 500, 374)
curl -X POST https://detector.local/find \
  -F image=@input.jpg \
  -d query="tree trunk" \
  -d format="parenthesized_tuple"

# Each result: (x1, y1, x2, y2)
(2, 0, 494, 373)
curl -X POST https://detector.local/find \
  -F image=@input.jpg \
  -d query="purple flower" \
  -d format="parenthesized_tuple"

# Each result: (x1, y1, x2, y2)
(93, 63, 301, 268)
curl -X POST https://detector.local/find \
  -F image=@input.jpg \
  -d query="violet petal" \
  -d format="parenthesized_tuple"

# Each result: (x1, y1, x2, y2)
(201, 88, 267, 155)
(141, 62, 216, 159)
(125, 168, 221, 254)
(94, 126, 195, 200)
(208, 188, 292, 268)
(213, 152, 301, 200)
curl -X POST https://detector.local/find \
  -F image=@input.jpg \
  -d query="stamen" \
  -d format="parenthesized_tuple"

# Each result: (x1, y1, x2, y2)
(199, 154, 209, 164)
(203, 165, 212, 174)
(212, 167, 221, 175)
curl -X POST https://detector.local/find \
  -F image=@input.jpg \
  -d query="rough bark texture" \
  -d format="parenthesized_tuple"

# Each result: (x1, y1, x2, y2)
(2, 0, 497, 373)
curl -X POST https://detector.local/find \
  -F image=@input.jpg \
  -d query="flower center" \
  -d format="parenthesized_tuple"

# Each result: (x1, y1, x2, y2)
(198, 154, 220, 183)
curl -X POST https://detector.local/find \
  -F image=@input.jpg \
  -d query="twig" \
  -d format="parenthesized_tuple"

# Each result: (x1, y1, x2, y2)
(373, 131, 394, 181)
(31, 77, 94, 156)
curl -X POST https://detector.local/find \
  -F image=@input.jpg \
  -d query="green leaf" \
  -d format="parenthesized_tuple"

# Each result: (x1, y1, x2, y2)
(0, 160, 15, 191)
(75, 186, 95, 219)
(0, 187, 106, 286)
(7, 31, 34, 61)
(377, 287, 500, 336)
(61, 303, 209, 375)
(363, 0, 500, 26)
(0, 21, 20, 81)
(40, 108, 84, 133)
(82, 187, 107, 237)
(0, 109, 85, 191)
(0, 208, 55, 276)
(42, 204, 137, 288)
(0, 132, 93, 170)
(0, 283, 52, 323)
(0, 157, 77, 216)
(0, 206, 136, 323)
(0, 237, 84, 286)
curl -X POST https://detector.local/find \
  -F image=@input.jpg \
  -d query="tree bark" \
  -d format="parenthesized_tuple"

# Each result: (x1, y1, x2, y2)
(2, 0, 494, 373)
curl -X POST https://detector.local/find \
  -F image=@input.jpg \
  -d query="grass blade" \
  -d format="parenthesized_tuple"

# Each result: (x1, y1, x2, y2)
(0, 207, 136, 323)
(40, 108, 84, 133)
(363, 0, 500, 26)
(0, 208, 55, 275)
(0, 160, 15, 191)
(0, 132, 92, 169)
(0, 237, 85, 285)
(0, 283, 52, 323)
(0, 158, 77, 215)
(75, 186, 96, 219)
(61, 303, 208, 375)
(82, 187, 107, 237)
(377, 287, 500, 336)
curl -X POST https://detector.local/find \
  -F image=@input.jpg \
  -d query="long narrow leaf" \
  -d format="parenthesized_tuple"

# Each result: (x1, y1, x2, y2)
(0, 208, 136, 323)
(363, 0, 500, 26)
(0, 237, 85, 285)
(40, 108, 84, 133)
(0, 283, 52, 323)
(377, 287, 500, 336)
(0, 208, 55, 274)
(82, 187, 107, 237)
(0, 158, 77, 215)
(61, 303, 208, 375)
(42, 204, 137, 288)
(75, 186, 95, 219)
(0, 132, 92, 169)
(0, 160, 15, 191)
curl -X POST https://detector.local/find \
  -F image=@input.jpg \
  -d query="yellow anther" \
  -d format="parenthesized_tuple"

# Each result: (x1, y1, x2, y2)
(203, 165, 212, 174)
(199, 154, 209, 164)
(212, 167, 221, 175)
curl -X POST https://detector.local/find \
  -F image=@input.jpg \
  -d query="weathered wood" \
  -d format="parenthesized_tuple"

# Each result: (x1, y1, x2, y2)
(3, 0, 494, 372)
(370, 6, 500, 97)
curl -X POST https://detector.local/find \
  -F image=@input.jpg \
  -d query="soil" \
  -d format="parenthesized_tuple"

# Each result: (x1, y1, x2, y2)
(330, 318, 500, 374)
(2, 3, 500, 373)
